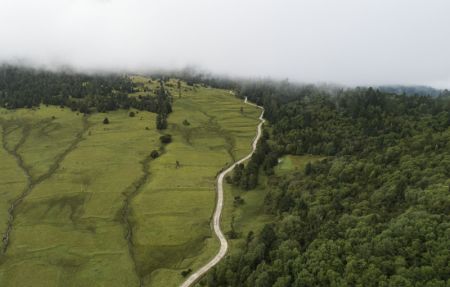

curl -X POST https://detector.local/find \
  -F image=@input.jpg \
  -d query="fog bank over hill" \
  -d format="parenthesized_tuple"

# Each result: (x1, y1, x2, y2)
(1, 0, 450, 88)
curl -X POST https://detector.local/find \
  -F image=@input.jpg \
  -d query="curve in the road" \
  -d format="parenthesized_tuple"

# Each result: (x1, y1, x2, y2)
(180, 96, 265, 287)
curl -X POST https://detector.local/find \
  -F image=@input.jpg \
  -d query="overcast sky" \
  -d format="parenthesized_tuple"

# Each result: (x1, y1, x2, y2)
(1, 0, 449, 88)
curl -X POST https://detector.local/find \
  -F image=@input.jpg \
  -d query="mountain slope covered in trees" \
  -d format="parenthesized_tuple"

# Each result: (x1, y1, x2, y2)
(205, 84, 450, 287)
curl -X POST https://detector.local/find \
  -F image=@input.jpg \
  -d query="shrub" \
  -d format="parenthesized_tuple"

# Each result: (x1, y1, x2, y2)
(233, 196, 245, 206)
(159, 134, 172, 144)
(181, 269, 192, 277)
(150, 150, 159, 159)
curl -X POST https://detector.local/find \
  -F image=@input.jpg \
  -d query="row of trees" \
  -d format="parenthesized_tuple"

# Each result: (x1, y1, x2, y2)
(227, 130, 278, 190)
(155, 80, 172, 130)
(0, 65, 172, 114)
(205, 83, 450, 286)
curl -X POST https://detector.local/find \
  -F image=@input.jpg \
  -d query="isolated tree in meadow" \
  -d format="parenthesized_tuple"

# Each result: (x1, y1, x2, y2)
(305, 162, 312, 175)
(150, 150, 159, 159)
(80, 105, 89, 114)
(233, 196, 244, 206)
(159, 134, 172, 144)
(227, 216, 239, 239)
(181, 268, 192, 277)
(103, 117, 109, 124)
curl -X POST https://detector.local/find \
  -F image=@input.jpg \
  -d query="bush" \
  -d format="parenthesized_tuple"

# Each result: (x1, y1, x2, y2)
(159, 134, 172, 144)
(129, 111, 135, 117)
(103, 117, 109, 124)
(181, 268, 192, 277)
(233, 196, 245, 206)
(182, 119, 190, 126)
(226, 229, 239, 239)
(150, 150, 159, 159)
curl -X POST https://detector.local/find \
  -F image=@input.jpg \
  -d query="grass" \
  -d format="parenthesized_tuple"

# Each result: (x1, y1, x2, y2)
(221, 176, 274, 252)
(275, 154, 327, 175)
(0, 106, 159, 286)
(0, 79, 261, 287)
(0, 124, 27, 240)
(130, 78, 260, 286)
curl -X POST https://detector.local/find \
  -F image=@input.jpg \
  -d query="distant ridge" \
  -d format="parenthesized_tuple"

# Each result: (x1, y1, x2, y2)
(377, 85, 442, 97)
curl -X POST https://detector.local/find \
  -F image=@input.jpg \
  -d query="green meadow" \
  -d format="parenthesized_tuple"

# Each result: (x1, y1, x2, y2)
(0, 79, 260, 287)
(275, 154, 327, 175)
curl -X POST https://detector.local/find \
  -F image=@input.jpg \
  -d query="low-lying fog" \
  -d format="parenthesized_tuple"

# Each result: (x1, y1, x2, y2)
(1, 0, 449, 88)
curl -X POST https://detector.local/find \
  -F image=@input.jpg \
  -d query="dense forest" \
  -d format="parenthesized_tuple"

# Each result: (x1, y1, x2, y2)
(206, 83, 450, 286)
(0, 65, 172, 114)
(378, 85, 442, 97)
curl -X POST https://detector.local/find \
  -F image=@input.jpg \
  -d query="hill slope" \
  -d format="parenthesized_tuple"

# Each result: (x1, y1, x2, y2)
(0, 78, 260, 287)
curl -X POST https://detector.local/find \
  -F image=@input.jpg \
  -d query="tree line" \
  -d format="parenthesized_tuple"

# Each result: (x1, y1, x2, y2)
(0, 65, 172, 114)
(227, 130, 278, 190)
(155, 79, 172, 130)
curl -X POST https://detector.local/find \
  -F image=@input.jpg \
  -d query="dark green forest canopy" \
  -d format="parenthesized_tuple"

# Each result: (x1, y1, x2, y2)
(207, 84, 450, 287)
(0, 65, 171, 114)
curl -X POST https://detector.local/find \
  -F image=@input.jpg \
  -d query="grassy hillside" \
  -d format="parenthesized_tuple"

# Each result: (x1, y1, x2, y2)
(130, 78, 260, 286)
(0, 79, 261, 287)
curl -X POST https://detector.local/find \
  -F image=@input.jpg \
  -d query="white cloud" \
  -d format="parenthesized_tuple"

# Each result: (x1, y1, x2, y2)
(1, 0, 449, 88)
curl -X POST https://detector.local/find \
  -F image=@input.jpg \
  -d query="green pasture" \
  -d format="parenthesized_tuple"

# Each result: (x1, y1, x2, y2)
(0, 79, 261, 287)
(130, 77, 260, 286)
(0, 106, 160, 286)
(275, 154, 327, 175)
(221, 176, 273, 254)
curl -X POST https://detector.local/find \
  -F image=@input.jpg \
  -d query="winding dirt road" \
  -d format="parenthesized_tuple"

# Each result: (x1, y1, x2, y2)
(180, 97, 265, 287)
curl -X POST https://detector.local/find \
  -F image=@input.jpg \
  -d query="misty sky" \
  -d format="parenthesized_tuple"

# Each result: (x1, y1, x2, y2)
(1, 0, 450, 88)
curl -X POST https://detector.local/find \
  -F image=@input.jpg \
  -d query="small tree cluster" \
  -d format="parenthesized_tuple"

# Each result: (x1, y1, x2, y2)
(230, 131, 278, 190)
(155, 80, 172, 130)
